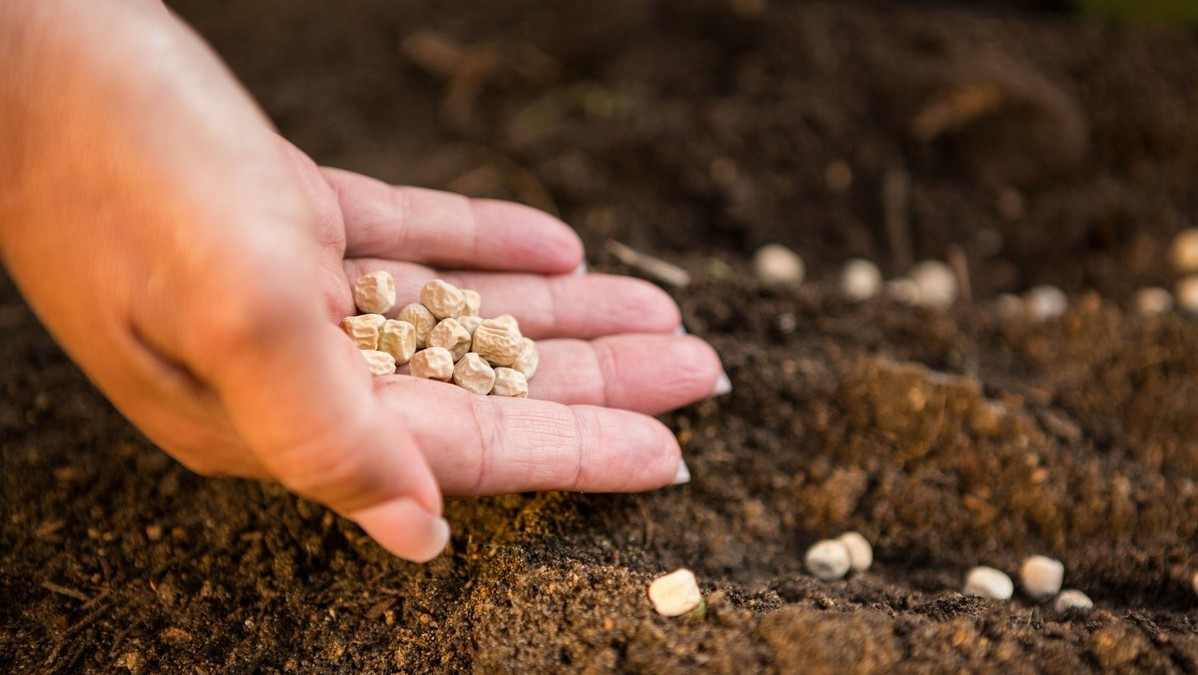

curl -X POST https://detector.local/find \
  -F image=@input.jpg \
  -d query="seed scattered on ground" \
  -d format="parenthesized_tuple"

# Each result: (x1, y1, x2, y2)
(1170, 227, 1198, 273)
(1024, 285, 1068, 321)
(1134, 287, 1173, 316)
(1054, 589, 1093, 611)
(753, 244, 805, 288)
(963, 566, 1013, 600)
(1177, 275, 1198, 314)
(909, 260, 957, 309)
(840, 259, 882, 302)
(648, 569, 703, 617)
(836, 532, 873, 573)
(352, 270, 397, 314)
(805, 539, 851, 581)
(1020, 555, 1064, 599)
(359, 349, 397, 377)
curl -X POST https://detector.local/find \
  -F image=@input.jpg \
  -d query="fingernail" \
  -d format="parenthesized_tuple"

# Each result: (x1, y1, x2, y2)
(573, 260, 588, 275)
(671, 459, 692, 486)
(674, 324, 688, 336)
(711, 371, 732, 397)
(352, 499, 451, 564)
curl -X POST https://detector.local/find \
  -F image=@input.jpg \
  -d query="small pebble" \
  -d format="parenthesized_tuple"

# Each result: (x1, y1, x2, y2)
(753, 244, 805, 288)
(909, 260, 957, 309)
(1024, 285, 1068, 321)
(963, 566, 1013, 600)
(836, 531, 873, 573)
(840, 259, 883, 302)
(1054, 589, 1093, 612)
(648, 569, 703, 617)
(1177, 275, 1198, 314)
(1170, 228, 1198, 274)
(805, 539, 851, 581)
(1020, 555, 1064, 599)
(1134, 287, 1173, 316)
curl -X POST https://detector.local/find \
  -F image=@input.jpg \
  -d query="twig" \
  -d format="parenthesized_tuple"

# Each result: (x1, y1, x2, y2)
(604, 240, 691, 288)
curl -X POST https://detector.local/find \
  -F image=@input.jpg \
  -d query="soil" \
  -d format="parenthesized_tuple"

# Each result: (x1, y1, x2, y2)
(5, 1, 1198, 673)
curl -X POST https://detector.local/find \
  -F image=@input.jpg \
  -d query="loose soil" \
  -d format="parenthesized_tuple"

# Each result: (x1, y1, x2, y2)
(5, 1, 1198, 672)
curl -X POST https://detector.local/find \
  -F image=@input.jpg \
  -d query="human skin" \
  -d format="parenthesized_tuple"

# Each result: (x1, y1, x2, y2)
(0, 1, 724, 562)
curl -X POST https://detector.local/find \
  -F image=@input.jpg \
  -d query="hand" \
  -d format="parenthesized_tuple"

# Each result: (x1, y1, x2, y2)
(0, 1, 723, 562)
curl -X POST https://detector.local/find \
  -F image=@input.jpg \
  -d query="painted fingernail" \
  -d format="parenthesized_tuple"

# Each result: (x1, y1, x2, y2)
(711, 371, 732, 397)
(573, 260, 588, 275)
(671, 459, 692, 486)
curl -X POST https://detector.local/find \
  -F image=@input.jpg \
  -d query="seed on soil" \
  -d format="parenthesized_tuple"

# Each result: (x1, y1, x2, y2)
(1019, 555, 1064, 599)
(1192, 571, 1198, 597)
(473, 317, 525, 367)
(1054, 589, 1093, 611)
(648, 569, 703, 617)
(909, 260, 957, 309)
(512, 338, 539, 379)
(359, 349, 397, 377)
(428, 318, 473, 362)
(1170, 227, 1198, 273)
(410, 347, 455, 381)
(840, 259, 882, 302)
(1134, 287, 1173, 316)
(341, 313, 386, 350)
(491, 367, 529, 398)
(753, 244, 805, 288)
(1024, 285, 1068, 321)
(453, 353, 497, 395)
(805, 539, 851, 581)
(963, 566, 1013, 600)
(420, 279, 466, 320)
(352, 270, 397, 315)
(1176, 275, 1198, 314)
(397, 302, 438, 348)
(378, 320, 417, 366)
(836, 532, 873, 573)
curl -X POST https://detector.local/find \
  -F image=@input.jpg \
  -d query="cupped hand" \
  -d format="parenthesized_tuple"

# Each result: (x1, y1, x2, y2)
(0, 1, 723, 562)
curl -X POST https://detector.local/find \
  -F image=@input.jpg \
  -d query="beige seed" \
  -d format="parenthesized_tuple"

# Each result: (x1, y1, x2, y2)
(648, 569, 703, 617)
(1020, 555, 1064, 600)
(457, 315, 483, 336)
(491, 367, 529, 397)
(460, 289, 482, 317)
(410, 347, 455, 381)
(420, 279, 465, 320)
(340, 313, 385, 350)
(453, 353, 497, 395)
(1054, 589, 1093, 612)
(1134, 287, 1173, 316)
(1170, 228, 1198, 273)
(909, 260, 957, 309)
(840, 259, 882, 302)
(963, 566, 1013, 600)
(836, 532, 873, 573)
(473, 317, 524, 367)
(1024, 285, 1067, 321)
(491, 313, 520, 330)
(378, 320, 417, 365)
(359, 349, 396, 377)
(1177, 275, 1198, 314)
(428, 318, 473, 362)
(352, 270, 397, 314)
(512, 338, 539, 379)
(397, 303, 437, 348)
(805, 539, 851, 581)
(753, 244, 805, 288)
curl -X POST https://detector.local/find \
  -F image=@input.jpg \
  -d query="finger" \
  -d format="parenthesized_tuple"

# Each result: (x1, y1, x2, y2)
(323, 168, 584, 274)
(377, 378, 686, 496)
(527, 334, 723, 414)
(345, 258, 681, 339)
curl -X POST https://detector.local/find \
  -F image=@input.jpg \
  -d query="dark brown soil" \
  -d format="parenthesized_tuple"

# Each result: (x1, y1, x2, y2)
(6, 1, 1198, 672)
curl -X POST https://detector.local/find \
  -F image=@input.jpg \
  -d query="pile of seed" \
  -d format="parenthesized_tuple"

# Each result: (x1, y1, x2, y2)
(962, 555, 1094, 611)
(340, 271, 538, 397)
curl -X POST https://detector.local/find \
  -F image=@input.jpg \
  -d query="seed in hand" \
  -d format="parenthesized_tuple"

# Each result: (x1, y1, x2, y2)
(492, 367, 529, 398)
(352, 270, 397, 314)
(410, 347, 455, 381)
(453, 353, 497, 395)
(473, 317, 524, 367)
(359, 349, 396, 377)
(378, 319, 417, 366)
(428, 318, 472, 362)
(421, 279, 466, 320)
(341, 313, 386, 350)
(512, 338, 539, 379)
(461, 289, 482, 316)
(397, 302, 437, 348)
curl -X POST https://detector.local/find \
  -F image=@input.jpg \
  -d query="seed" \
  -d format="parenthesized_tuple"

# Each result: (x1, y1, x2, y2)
(648, 569, 703, 617)
(378, 320, 417, 366)
(963, 566, 1013, 600)
(359, 349, 396, 377)
(1170, 228, 1198, 273)
(909, 260, 957, 309)
(1024, 285, 1067, 321)
(428, 318, 473, 362)
(805, 539, 851, 581)
(341, 313, 386, 350)
(460, 289, 482, 317)
(397, 303, 437, 348)
(420, 279, 466, 320)
(1176, 275, 1198, 314)
(1192, 571, 1198, 597)
(512, 338, 539, 379)
(491, 367, 529, 398)
(1019, 555, 1064, 599)
(1134, 287, 1173, 316)
(1054, 589, 1093, 612)
(753, 244, 804, 288)
(840, 259, 882, 302)
(352, 270, 397, 315)
(409, 347, 454, 381)
(473, 317, 524, 367)
(453, 353, 497, 395)
(836, 532, 873, 573)
(457, 315, 483, 337)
